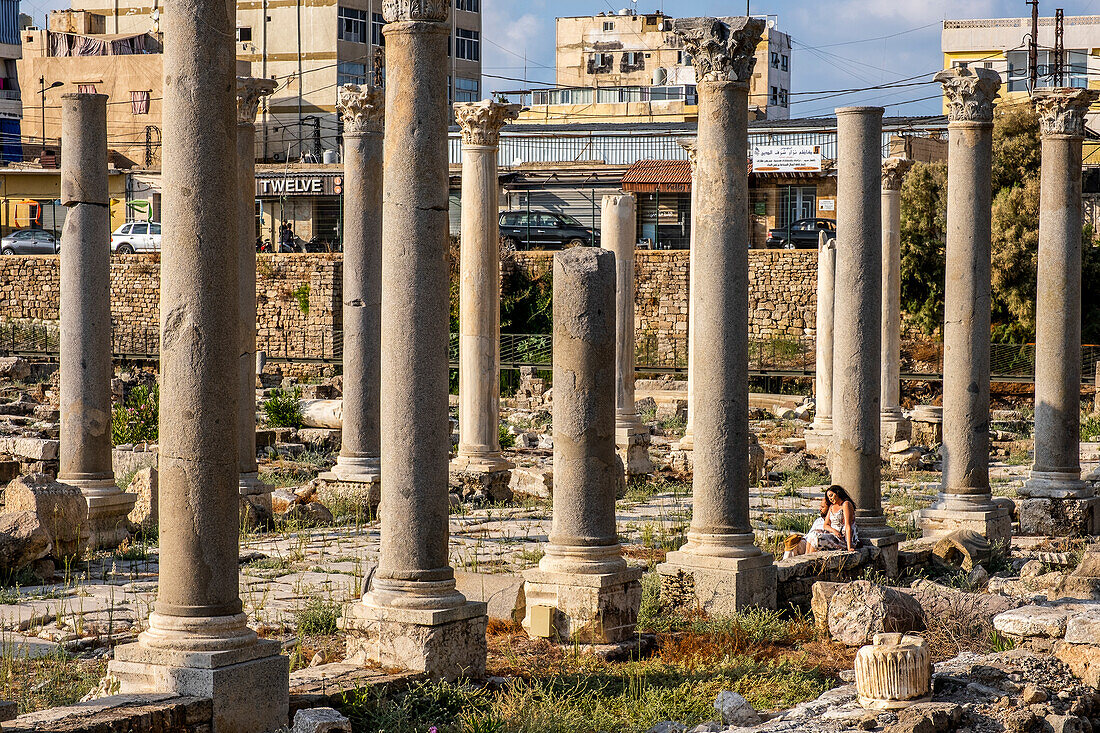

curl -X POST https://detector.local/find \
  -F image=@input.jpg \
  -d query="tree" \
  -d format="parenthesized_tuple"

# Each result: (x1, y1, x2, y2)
(991, 102, 1042, 194)
(990, 178, 1040, 341)
(899, 161, 947, 334)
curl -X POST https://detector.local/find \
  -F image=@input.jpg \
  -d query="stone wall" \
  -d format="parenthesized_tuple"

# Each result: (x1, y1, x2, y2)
(0, 250, 817, 365)
(5, 695, 212, 733)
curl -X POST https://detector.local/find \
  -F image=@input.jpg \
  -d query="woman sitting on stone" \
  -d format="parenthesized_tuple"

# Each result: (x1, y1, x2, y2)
(782, 496, 829, 558)
(806, 485, 859, 552)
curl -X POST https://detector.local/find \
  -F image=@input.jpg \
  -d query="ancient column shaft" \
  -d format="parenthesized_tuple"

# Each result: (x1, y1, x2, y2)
(333, 84, 384, 485)
(679, 141, 698, 451)
(810, 232, 836, 439)
(58, 93, 134, 549)
(832, 107, 886, 534)
(237, 77, 275, 497)
(880, 158, 912, 438)
(603, 193, 653, 477)
(453, 100, 519, 476)
(1025, 88, 1099, 499)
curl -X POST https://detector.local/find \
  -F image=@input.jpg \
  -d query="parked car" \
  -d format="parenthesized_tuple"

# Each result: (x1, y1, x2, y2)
(767, 218, 836, 249)
(0, 228, 59, 255)
(499, 210, 596, 250)
(111, 221, 162, 254)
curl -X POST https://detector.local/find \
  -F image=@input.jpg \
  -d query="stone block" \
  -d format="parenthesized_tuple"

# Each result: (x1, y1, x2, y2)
(0, 437, 59, 462)
(1063, 614, 1100, 644)
(3, 473, 88, 558)
(521, 566, 642, 643)
(616, 425, 654, 478)
(291, 707, 350, 733)
(1017, 497, 1100, 537)
(455, 570, 525, 623)
(826, 581, 925, 646)
(508, 466, 552, 499)
(1054, 640, 1100, 687)
(126, 467, 158, 531)
(992, 606, 1071, 638)
(657, 552, 777, 615)
(919, 506, 1011, 547)
(0, 510, 51, 572)
(343, 601, 488, 681)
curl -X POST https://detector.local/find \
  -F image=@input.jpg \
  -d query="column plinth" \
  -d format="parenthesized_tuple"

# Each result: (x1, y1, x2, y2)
(806, 232, 836, 454)
(919, 67, 1011, 544)
(1020, 87, 1100, 535)
(880, 158, 913, 446)
(108, 1, 288, 728)
(656, 17, 776, 614)
(58, 93, 135, 550)
(450, 101, 520, 489)
(522, 248, 641, 644)
(342, 6, 487, 680)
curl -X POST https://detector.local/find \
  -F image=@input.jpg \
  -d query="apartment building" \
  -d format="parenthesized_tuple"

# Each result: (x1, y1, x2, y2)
(942, 14, 1100, 121)
(72, 0, 482, 161)
(0, 0, 21, 163)
(513, 10, 791, 125)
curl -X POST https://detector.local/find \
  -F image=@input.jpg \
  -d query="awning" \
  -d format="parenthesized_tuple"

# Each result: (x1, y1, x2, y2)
(621, 159, 692, 193)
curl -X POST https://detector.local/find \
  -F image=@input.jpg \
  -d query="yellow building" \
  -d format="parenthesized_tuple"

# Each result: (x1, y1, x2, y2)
(0, 166, 128, 235)
(513, 11, 791, 125)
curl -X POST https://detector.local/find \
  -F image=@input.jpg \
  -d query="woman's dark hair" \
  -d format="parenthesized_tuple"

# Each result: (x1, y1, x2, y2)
(819, 495, 830, 518)
(825, 484, 856, 509)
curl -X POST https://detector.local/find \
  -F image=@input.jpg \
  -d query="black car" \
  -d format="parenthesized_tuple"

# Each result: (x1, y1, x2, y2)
(499, 210, 595, 250)
(767, 218, 836, 249)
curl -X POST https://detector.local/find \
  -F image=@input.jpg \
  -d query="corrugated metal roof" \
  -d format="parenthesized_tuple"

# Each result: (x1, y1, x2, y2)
(622, 159, 692, 186)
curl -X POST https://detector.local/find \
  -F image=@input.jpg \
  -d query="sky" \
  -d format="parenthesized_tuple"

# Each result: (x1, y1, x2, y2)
(21, 0, 1100, 117)
(481, 0, 1100, 117)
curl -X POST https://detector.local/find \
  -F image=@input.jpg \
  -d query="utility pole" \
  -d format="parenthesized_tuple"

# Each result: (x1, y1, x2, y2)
(1054, 8, 1065, 87)
(1028, 0, 1039, 90)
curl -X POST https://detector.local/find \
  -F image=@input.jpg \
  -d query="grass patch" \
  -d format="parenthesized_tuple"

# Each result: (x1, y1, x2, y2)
(294, 598, 341, 635)
(778, 468, 829, 496)
(1005, 447, 1031, 465)
(1081, 412, 1100, 442)
(0, 650, 106, 715)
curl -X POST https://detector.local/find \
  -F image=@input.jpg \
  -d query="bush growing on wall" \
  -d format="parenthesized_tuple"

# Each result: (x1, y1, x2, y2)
(112, 384, 159, 445)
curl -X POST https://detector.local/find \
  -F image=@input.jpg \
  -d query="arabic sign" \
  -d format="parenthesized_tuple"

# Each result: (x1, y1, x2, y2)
(751, 145, 823, 173)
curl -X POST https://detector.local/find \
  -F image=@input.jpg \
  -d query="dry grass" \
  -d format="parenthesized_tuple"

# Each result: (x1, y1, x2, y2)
(0, 653, 107, 714)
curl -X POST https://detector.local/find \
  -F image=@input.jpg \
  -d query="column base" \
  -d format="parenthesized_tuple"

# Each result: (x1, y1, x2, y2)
(864, 532, 903, 578)
(880, 410, 912, 447)
(919, 496, 1012, 546)
(343, 598, 487, 680)
(330, 454, 382, 485)
(108, 638, 288, 733)
(676, 430, 694, 451)
(909, 406, 943, 449)
(316, 462, 382, 515)
(238, 471, 268, 498)
(657, 549, 777, 615)
(1021, 469, 1090, 498)
(616, 423, 654, 477)
(804, 419, 833, 454)
(449, 467, 513, 503)
(1017, 496, 1100, 536)
(521, 566, 642, 644)
(65, 477, 136, 550)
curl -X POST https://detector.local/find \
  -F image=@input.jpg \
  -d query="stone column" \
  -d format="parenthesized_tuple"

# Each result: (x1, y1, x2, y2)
(833, 107, 899, 563)
(919, 67, 1011, 544)
(522, 247, 642, 643)
(57, 92, 135, 550)
(805, 230, 836, 454)
(656, 16, 776, 614)
(237, 77, 275, 506)
(1020, 88, 1100, 536)
(604, 192, 654, 478)
(108, 0, 288, 728)
(343, 0, 487, 680)
(880, 157, 913, 445)
(677, 140, 698, 453)
(451, 99, 520, 498)
(324, 84, 385, 508)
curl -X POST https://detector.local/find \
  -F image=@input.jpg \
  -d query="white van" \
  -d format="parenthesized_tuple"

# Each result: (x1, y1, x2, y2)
(112, 222, 162, 253)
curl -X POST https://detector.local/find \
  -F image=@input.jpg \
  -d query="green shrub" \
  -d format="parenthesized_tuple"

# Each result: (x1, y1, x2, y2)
(294, 598, 341, 635)
(111, 384, 159, 445)
(263, 387, 303, 428)
(499, 423, 516, 449)
(292, 284, 310, 314)
(1083, 412, 1100, 442)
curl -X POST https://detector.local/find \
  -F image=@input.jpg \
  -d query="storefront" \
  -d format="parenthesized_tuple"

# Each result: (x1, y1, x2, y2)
(255, 166, 344, 250)
(0, 168, 128, 236)
(620, 159, 692, 249)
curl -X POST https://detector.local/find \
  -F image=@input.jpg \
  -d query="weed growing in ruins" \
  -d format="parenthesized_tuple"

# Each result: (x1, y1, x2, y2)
(1006, 447, 1032, 465)
(294, 598, 341, 635)
(499, 423, 516, 450)
(110, 384, 159, 445)
(292, 283, 311, 314)
(263, 387, 303, 428)
(1082, 412, 1100, 442)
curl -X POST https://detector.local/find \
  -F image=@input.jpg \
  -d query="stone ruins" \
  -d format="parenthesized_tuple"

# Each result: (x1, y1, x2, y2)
(1, 7, 1100, 733)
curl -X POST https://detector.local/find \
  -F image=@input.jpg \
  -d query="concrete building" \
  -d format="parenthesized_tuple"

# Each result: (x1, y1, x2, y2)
(942, 14, 1100, 122)
(70, 0, 481, 161)
(0, 0, 20, 164)
(512, 10, 790, 125)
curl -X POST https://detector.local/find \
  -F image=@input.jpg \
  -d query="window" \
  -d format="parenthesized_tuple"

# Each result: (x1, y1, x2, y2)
(130, 90, 150, 114)
(778, 88, 788, 107)
(770, 86, 779, 105)
(455, 0, 479, 11)
(677, 50, 692, 66)
(1068, 50, 1089, 88)
(771, 51, 780, 68)
(622, 51, 642, 65)
(602, 21, 614, 31)
(455, 28, 479, 61)
(371, 13, 385, 45)
(1006, 50, 1028, 92)
(151, 224, 161, 235)
(236, 26, 252, 42)
(77, 83, 96, 94)
(536, 213, 559, 227)
(337, 62, 366, 86)
(781, 54, 789, 72)
(338, 6, 367, 44)
(132, 223, 148, 235)
(455, 76, 478, 103)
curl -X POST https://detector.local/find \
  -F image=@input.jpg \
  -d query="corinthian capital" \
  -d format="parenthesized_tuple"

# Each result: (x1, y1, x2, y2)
(337, 84, 384, 134)
(678, 139, 698, 172)
(935, 66, 1000, 123)
(454, 100, 521, 147)
(673, 16, 765, 84)
(382, 0, 448, 22)
(236, 76, 277, 125)
(881, 157, 913, 191)
(1033, 87, 1100, 137)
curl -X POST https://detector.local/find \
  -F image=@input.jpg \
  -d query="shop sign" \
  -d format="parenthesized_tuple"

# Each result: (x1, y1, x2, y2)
(256, 175, 343, 197)
(819, 199, 835, 212)
(751, 145, 822, 173)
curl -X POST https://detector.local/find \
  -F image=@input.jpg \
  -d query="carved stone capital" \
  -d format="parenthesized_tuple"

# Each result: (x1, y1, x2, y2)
(454, 100, 521, 147)
(673, 16, 765, 84)
(236, 77, 276, 125)
(678, 139, 698, 172)
(1033, 87, 1100, 137)
(337, 84, 384, 134)
(382, 0, 448, 22)
(935, 66, 1000, 123)
(881, 157, 913, 191)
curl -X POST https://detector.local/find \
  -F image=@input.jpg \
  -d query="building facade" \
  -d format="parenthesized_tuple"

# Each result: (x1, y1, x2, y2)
(512, 10, 790, 125)
(0, 0, 21, 163)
